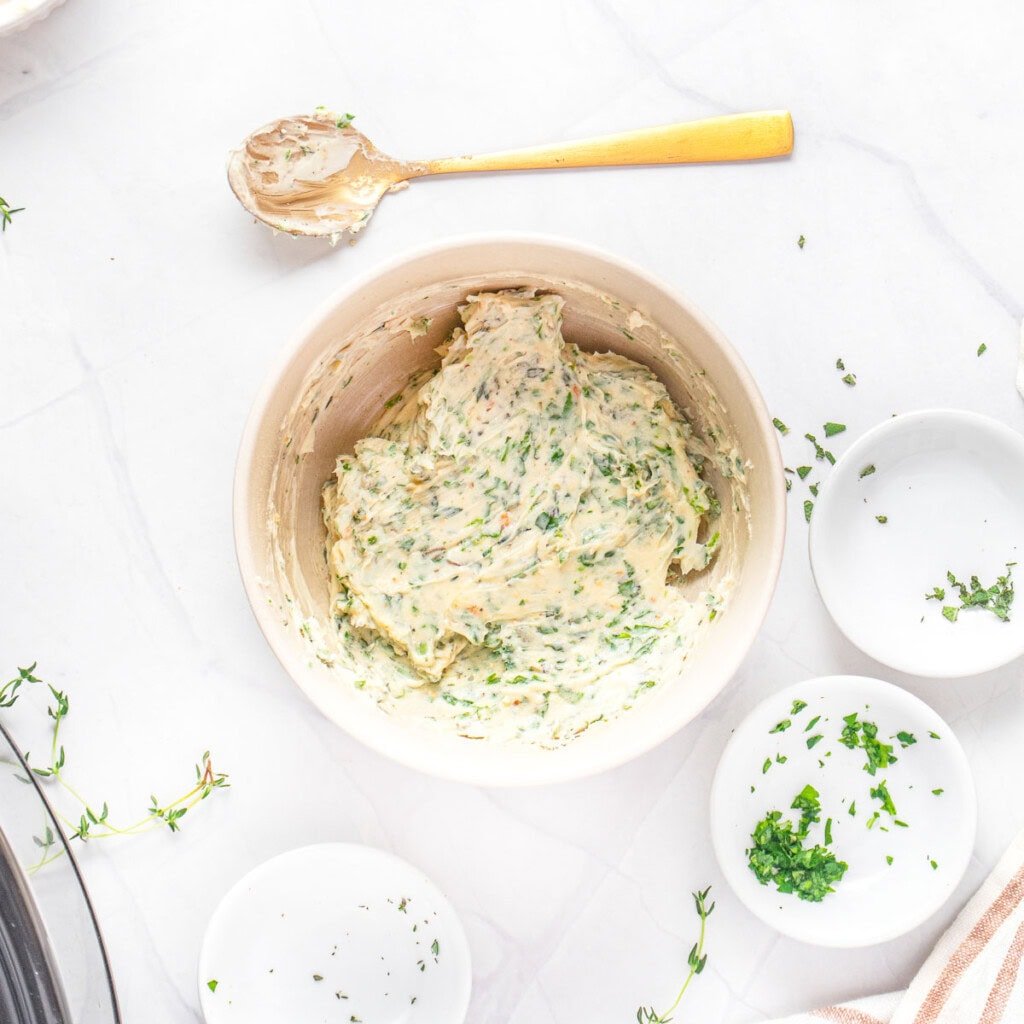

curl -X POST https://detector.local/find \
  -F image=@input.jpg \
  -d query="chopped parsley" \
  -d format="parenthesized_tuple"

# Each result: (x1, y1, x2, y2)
(791, 699, 808, 715)
(875, 514, 888, 524)
(796, 466, 812, 480)
(803, 499, 814, 523)
(797, 235, 806, 249)
(895, 731, 916, 748)
(823, 422, 846, 438)
(769, 719, 792, 734)
(747, 784, 848, 902)
(207, 980, 219, 993)
(869, 779, 897, 817)
(977, 343, 987, 356)
(772, 417, 790, 435)
(927, 564, 1015, 623)
(859, 464, 876, 479)
(805, 433, 836, 465)
(932, 788, 944, 796)
(806, 734, 823, 749)
(839, 713, 896, 775)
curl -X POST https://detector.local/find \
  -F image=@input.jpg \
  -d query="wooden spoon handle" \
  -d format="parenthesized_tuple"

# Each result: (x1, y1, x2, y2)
(423, 111, 793, 175)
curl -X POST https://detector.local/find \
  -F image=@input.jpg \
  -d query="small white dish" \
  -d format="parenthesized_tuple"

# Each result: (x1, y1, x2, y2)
(710, 675, 975, 947)
(809, 410, 1024, 677)
(198, 844, 472, 1024)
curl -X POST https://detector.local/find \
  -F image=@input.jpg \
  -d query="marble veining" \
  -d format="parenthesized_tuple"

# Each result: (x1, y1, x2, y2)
(1, 1, 1023, 1022)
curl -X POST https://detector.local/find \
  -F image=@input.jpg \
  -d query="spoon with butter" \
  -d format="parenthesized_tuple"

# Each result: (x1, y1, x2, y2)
(228, 108, 793, 241)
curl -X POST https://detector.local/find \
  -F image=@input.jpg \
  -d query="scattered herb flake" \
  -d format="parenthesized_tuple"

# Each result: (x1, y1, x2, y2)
(769, 719, 792, 734)
(803, 499, 814, 523)
(859, 464, 876, 479)
(875, 514, 888, 524)
(977, 343, 987, 357)
(823, 422, 846, 438)
(929, 564, 1015, 623)
(791, 699, 808, 715)
(796, 466, 812, 480)
(797, 235, 806, 249)
(207, 980, 218, 993)
(773, 417, 790, 435)
(806, 734, 823, 749)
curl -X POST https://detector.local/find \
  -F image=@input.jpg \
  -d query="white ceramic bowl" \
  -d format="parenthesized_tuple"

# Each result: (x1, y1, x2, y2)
(0, 0, 66, 36)
(810, 410, 1024, 677)
(710, 675, 976, 947)
(234, 234, 786, 785)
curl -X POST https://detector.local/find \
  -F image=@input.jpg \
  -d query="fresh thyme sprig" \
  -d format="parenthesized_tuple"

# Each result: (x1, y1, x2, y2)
(0, 195, 24, 231)
(1, 663, 228, 872)
(635, 887, 714, 1023)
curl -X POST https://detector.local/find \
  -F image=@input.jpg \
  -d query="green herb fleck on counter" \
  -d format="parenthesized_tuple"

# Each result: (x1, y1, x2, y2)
(860, 464, 876, 479)
(773, 417, 790, 435)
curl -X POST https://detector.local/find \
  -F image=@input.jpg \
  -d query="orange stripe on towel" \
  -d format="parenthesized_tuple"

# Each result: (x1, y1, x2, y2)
(979, 920, 1024, 1023)
(915, 863, 1024, 1024)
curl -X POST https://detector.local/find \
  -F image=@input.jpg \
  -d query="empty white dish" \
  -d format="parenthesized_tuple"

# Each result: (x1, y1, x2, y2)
(198, 844, 472, 1024)
(710, 675, 975, 947)
(809, 410, 1024, 677)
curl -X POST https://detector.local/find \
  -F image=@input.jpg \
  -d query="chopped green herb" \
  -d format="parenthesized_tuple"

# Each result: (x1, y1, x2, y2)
(796, 466, 812, 480)
(747, 784, 847, 902)
(791, 699, 808, 715)
(848, 801, 856, 817)
(806, 734, 823, 749)
(929, 564, 1015, 623)
(762, 757, 772, 775)
(769, 719, 792, 734)
(797, 235, 806, 249)
(773, 417, 790, 435)
(932, 788, 944, 796)
(930, 859, 939, 870)
(805, 434, 836, 465)
(875, 515, 888, 524)
(836, 358, 845, 371)
(823, 422, 846, 438)
(804, 715, 821, 732)
(841, 373, 857, 386)
(859, 464, 876, 479)
(803, 500, 814, 523)
(929, 731, 941, 740)
(895, 731, 916, 748)
(977, 343, 987, 357)
(207, 980, 218, 993)
(824, 818, 833, 845)
(840, 713, 896, 775)
(870, 779, 897, 816)
(886, 855, 894, 866)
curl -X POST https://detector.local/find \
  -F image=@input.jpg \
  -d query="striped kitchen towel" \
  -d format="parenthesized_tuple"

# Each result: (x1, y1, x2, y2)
(768, 829, 1024, 1024)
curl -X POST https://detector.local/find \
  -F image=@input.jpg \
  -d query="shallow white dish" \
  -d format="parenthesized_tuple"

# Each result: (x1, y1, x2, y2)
(809, 410, 1024, 677)
(710, 675, 975, 947)
(198, 844, 472, 1024)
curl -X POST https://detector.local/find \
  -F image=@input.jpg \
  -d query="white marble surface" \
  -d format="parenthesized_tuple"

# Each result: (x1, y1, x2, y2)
(2, 2, 1023, 1021)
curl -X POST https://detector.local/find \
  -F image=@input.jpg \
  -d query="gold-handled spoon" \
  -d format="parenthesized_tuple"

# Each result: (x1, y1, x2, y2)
(228, 109, 794, 241)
